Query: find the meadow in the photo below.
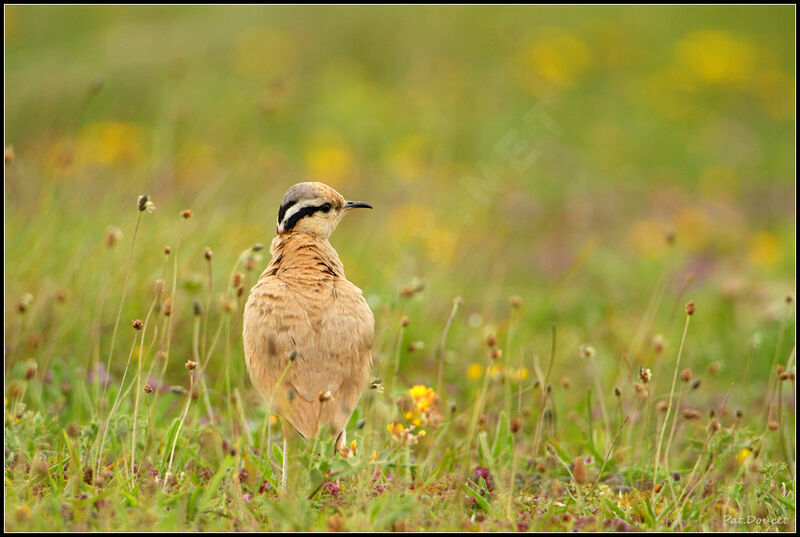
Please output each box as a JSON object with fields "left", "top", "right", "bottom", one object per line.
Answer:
{"left": 3, "top": 5, "right": 796, "bottom": 531}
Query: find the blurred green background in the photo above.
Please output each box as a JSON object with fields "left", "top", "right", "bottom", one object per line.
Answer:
{"left": 4, "top": 5, "right": 795, "bottom": 393}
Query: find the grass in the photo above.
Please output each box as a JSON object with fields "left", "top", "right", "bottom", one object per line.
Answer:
{"left": 4, "top": 5, "right": 796, "bottom": 532}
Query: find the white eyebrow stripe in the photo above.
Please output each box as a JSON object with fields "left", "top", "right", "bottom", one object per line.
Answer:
{"left": 282, "top": 198, "right": 325, "bottom": 222}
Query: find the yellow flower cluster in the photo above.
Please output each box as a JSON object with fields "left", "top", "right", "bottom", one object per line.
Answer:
{"left": 405, "top": 385, "right": 439, "bottom": 427}
{"left": 339, "top": 439, "right": 358, "bottom": 459}
{"left": 386, "top": 422, "right": 426, "bottom": 446}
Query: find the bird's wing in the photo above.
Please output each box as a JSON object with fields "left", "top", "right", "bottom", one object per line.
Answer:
{"left": 314, "top": 277, "right": 374, "bottom": 433}
{"left": 243, "top": 274, "right": 374, "bottom": 438}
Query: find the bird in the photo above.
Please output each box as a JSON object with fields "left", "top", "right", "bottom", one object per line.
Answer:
{"left": 242, "top": 181, "right": 374, "bottom": 490}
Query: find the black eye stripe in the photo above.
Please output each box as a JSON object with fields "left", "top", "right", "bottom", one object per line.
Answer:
{"left": 277, "top": 200, "right": 297, "bottom": 224}
{"left": 281, "top": 203, "right": 333, "bottom": 231}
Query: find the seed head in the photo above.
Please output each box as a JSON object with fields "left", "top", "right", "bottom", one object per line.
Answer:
{"left": 5, "top": 146, "right": 15, "bottom": 164}
{"left": 132, "top": 319, "right": 144, "bottom": 330}
{"left": 408, "top": 341, "right": 424, "bottom": 352}
{"left": 579, "top": 344, "right": 596, "bottom": 359}
{"left": 204, "top": 247, "right": 213, "bottom": 261}
{"left": 634, "top": 383, "right": 646, "bottom": 397}
{"left": 185, "top": 360, "right": 197, "bottom": 371}
{"left": 491, "top": 348, "right": 503, "bottom": 360}
{"left": 786, "top": 294, "right": 794, "bottom": 304}
{"left": 665, "top": 229, "right": 676, "bottom": 245}
{"left": 652, "top": 334, "right": 666, "bottom": 354}
{"left": 153, "top": 279, "right": 166, "bottom": 295}
{"left": 181, "top": 209, "right": 193, "bottom": 219}
{"left": 400, "top": 315, "right": 409, "bottom": 327}
{"left": 193, "top": 299, "right": 202, "bottom": 316}
{"left": 685, "top": 301, "right": 696, "bottom": 316}
{"left": 137, "top": 194, "right": 150, "bottom": 212}
{"left": 144, "top": 384, "right": 154, "bottom": 394}
{"left": 735, "top": 409, "right": 743, "bottom": 419}
{"left": 638, "top": 367, "right": 652, "bottom": 384}
{"left": 709, "top": 419, "right": 720, "bottom": 433}
{"left": 251, "top": 243, "right": 265, "bottom": 251}
{"left": 318, "top": 391, "right": 333, "bottom": 402}
{"left": 679, "top": 368, "right": 692, "bottom": 382}
{"left": 691, "top": 379, "right": 701, "bottom": 390}
{"left": 561, "top": 377, "right": 571, "bottom": 389}
{"left": 25, "top": 363, "right": 37, "bottom": 380}
{"left": 221, "top": 298, "right": 236, "bottom": 313}
{"left": 163, "top": 298, "right": 172, "bottom": 317}
{"left": 288, "top": 349, "right": 298, "bottom": 362}
{"left": 55, "top": 287, "right": 68, "bottom": 303}
{"left": 682, "top": 408, "right": 701, "bottom": 420}
{"left": 509, "top": 295, "right": 522, "bottom": 308}
{"left": 105, "top": 226, "right": 123, "bottom": 247}
{"left": 656, "top": 400, "right": 668, "bottom": 412}
{"left": 164, "top": 245, "right": 172, "bottom": 255}
{"left": 232, "top": 271, "right": 243, "bottom": 288}
{"left": 767, "top": 421, "right": 779, "bottom": 431}
{"left": 614, "top": 387, "right": 622, "bottom": 397}
{"left": 486, "top": 333, "right": 497, "bottom": 347}
{"left": 510, "top": 417, "right": 522, "bottom": 434}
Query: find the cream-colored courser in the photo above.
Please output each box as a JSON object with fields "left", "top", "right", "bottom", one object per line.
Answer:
{"left": 243, "top": 181, "right": 374, "bottom": 489}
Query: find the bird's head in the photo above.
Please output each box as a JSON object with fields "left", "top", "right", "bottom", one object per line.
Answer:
{"left": 276, "top": 181, "right": 372, "bottom": 239}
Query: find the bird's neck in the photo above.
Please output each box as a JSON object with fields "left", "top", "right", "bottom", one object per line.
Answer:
{"left": 265, "top": 232, "right": 345, "bottom": 279}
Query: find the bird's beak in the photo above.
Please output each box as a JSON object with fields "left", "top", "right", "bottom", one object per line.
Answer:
{"left": 344, "top": 200, "right": 373, "bottom": 210}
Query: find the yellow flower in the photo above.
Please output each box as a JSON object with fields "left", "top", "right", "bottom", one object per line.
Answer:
{"left": 676, "top": 30, "right": 755, "bottom": 86}
{"left": 488, "top": 363, "right": 504, "bottom": 379}
{"left": 305, "top": 136, "right": 354, "bottom": 188}
{"left": 512, "top": 368, "right": 530, "bottom": 381}
{"left": 748, "top": 232, "right": 781, "bottom": 269}
{"left": 676, "top": 208, "right": 712, "bottom": 252}
{"left": 629, "top": 219, "right": 669, "bottom": 258}
{"left": 78, "top": 121, "right": 145, "bottom": 166}
{"left": 736, "top": 448, "right": 751, "bottom": 466}
{"left": 409, "top": 385, "right": 431, "bottom": 401}
{"left": 467, "top": 363, "right": 483, "bottom": 380}
{"left": 522, "top": 28, "right": 591, "bottom": 88}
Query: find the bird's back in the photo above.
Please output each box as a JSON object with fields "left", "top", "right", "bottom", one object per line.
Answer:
{"left": 243, "top": 232, "right": 374, "bottom": 439}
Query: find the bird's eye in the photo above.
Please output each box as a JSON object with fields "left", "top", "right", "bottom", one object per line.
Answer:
{"left": 320, "top": 203, "right": 331, "bottom": 213}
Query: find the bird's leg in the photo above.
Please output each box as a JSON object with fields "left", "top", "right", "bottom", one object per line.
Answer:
{"left": 280, "top": 419, "right": 293, "bottom": 493}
